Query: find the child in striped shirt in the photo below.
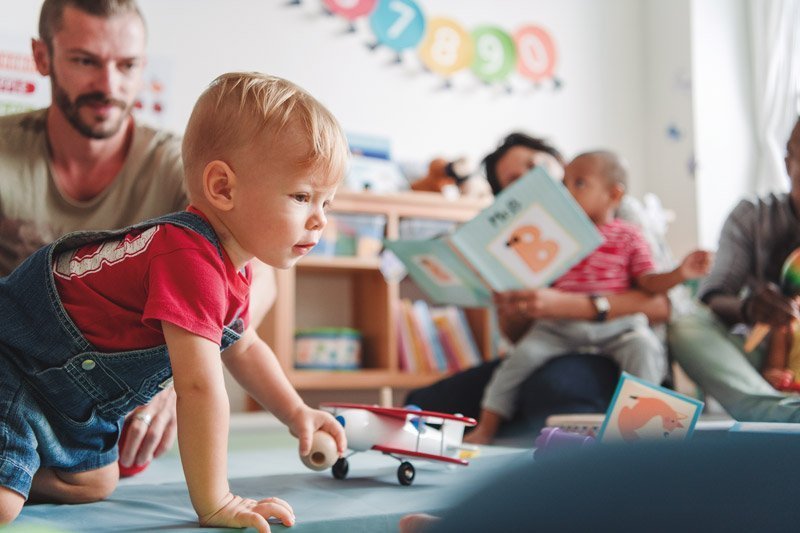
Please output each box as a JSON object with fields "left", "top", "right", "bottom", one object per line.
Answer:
{"left": 466, "top": 151, "right": 712, "bottom": 444}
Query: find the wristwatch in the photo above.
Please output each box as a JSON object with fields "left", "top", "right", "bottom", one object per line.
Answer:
{"left": 589, "top": 294, "right": 610, "bottom": 322}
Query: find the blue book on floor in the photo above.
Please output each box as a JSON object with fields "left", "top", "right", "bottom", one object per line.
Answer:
{"left": 384, "top": 167, "right": 603, "bottom": 307}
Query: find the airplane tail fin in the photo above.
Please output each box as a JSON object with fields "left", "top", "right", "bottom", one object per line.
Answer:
{"left": 442, "top": 418, "right": 466, "bottom": 447}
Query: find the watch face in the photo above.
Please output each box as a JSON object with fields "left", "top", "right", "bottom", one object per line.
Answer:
{"left": 596, "top": 297, "right": 610, "bottom": 312}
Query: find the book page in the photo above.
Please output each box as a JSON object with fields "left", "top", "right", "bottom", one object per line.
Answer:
{"left": 384, "top": 238, "right": 492, "bottom": 307}
{"left": 450, "top": 167, "right": 603, "bottom": 291}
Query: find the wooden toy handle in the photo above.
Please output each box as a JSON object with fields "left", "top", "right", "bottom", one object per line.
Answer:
{"left": 300, "top": 431, "right": 338, "bottom": 471}
{"left": 743, "top": 323, "right": 770, "bottom": 353}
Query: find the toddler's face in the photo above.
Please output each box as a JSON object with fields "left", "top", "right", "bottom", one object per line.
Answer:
{"left": 224, "top": 125, "right": 341, "bottom": 269}
{"left": 563, "top": 156, "right": 620, "bottom": 224}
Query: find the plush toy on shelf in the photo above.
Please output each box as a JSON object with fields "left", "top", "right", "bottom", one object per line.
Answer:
{"left": 410, "top": 157, "right": 492, "bottom": 199}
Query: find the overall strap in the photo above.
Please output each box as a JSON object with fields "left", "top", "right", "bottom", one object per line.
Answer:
{"left": 43, "top": 210, "right": 224, "bottom": 351}
{"left": 52, "top": 210, "right": 223, "bottom": 260}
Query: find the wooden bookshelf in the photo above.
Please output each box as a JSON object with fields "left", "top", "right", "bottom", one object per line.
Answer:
{"left": 249, "top": 190, "right": 492, "bottom": 409}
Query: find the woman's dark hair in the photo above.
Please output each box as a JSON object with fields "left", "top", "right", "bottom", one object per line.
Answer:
{"left": 482, "top": 132, "right": 564, "bottom": 195}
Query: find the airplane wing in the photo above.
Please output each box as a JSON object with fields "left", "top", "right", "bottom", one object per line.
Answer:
{"left": 321, "top": 402, "right": 477, "bottom": 426}
{"left": 371, "top": 445, "right": 469, "bottom": 466}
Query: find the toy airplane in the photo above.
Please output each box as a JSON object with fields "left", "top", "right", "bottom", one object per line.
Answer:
{"left": 320, "top": 402, "right": 478, "bottom": 485}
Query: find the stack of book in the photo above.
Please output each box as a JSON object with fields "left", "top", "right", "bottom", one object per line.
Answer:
{"left": 396, "top": 299, "right": 486, "bottom": 373}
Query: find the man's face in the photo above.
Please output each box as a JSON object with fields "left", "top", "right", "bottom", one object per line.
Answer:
{"left": 786, "top": 120, "right": 800, "bottom": 194}
{"left": 37, "top": 6, "right": 146, "bottom": 139}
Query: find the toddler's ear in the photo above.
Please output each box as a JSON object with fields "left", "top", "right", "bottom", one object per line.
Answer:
{"left": 610, "top": 183, "right": 626, "bottom": 202}
{"left": 203, "top": 160, "right": 236, "bottom": 211}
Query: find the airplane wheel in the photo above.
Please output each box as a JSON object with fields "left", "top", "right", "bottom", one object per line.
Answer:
{"left": 332, "top": 457, "right": 349, "bottom": 480}
{"left": 397, "top": 461, "right": 415, "bottom": 486}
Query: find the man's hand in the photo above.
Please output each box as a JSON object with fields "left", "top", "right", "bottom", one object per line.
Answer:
{"left": 744, "top": 283, "right": 800, "bottom": 328}
{"left": 119, "top": 387, "right": 178, "bottom": 471}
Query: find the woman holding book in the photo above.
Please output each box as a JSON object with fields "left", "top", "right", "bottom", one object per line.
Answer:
{"left": 405, "top": 132, "right": 671, "bottom": 436}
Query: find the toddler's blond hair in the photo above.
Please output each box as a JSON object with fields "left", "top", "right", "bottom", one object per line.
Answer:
{"left": 182, "top": 72, "right": 349, "bottom": 201}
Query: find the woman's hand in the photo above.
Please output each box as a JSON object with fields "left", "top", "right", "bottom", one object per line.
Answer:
{"left": 494, "top": 288, "right": 567, "bottom": 321}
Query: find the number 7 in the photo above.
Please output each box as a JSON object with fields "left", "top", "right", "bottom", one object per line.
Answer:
{"left": 387, "top": 0, "right": 415, "bottom": 39}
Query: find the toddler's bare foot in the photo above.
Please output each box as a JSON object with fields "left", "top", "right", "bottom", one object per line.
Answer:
{"left": 399, "top": 513, "right": 440, "bottom": 533}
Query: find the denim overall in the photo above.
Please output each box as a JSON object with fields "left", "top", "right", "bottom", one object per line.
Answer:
{"left": 0, "top": 211, "right": 243, "bottom": 497}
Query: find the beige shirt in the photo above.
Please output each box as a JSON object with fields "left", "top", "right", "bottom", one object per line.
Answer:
{"left": 0, "top": 109, "right": 188, "bottom": 275}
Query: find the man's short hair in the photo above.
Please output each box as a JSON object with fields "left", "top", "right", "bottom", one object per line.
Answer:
{"left": 39, "top": 0, "right": 145, "bottom": 49}
{"left": 482, "top": 132, "right": 565, "bottom": 195}
{"left": 182, "top": 72, "right": 349, "bottom": 200}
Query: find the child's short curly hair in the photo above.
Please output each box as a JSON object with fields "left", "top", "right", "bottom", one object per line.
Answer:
{"left": 182, "top": 72, "right": 349, "bottom": 201}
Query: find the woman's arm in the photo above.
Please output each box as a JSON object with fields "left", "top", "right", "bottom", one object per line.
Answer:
{"left": 495, "top": 288, "right": 670, "bottom": 343}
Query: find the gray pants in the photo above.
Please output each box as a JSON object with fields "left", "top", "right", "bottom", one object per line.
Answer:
{"left": 669, "top": 305, "right": 800, "bottom": 422}
{"left": 483, "top": 313, "right": 667, "bottom": 418}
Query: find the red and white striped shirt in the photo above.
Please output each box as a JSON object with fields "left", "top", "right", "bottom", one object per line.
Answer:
{"left": 552, "top": 218, "right": 655, "bottom": 295}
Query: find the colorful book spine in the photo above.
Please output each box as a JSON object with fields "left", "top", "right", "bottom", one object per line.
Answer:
{"left": 412, "top": 300, "right": 449, "bottom": 372}
{"left": 401, "top": 299, "right": 433, "bottom": 373}
{"left": 396, "top": 302, "right": 415, "bottom": 373}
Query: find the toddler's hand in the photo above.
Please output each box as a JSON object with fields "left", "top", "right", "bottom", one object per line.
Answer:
{"left": 287, "top": 405, "right": 347, "bottom": 457}
{"left": 680, "top": 250, "right": 713, "bottom": 279}
{"left": 200, "top": 493, "right": 294, "bottom": 533}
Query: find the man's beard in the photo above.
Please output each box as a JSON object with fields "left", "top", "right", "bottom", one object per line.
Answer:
{"left": 52, "top": 73, "right": 131, "bottom": 140}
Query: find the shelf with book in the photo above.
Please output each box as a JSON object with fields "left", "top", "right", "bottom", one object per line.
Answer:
{"left": 250, "top": 189, "right": 493, "bottom": 408}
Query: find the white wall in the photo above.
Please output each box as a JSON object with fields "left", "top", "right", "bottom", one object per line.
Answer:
{"left": 691, "top": 0, "right": 755, "bottom": 249}
{"left": 1, "top": 1, "right": 651, "bottom": 188}
{"left": 641, "top": 0, "right": 698, "bottom": 258}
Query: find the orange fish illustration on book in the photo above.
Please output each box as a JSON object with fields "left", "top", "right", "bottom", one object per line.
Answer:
{"left": 505, "top": 225, "right": 559, "bottom": 273}
{"left": 617, "top": 396, "right": 687, "bottom": 442}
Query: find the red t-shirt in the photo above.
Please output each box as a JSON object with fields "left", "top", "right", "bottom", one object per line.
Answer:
{"left": 53, "top": 208, "right": 250, "bottom": 352}
{"left": 552, "top": 218, "right": 655, "bottom": 295}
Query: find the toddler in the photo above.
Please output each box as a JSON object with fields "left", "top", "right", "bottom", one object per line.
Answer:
{"left": 466, "top": 151, "right": 712, "bottom": 444}
{"left": 0, "top": 72, "right": 349, "bottom": 530}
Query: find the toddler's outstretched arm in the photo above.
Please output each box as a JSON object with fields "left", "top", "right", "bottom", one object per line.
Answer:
{"left": 636, "top": 250, "right": 713, "bottom": 294}
{"left": 163, "top": 322, "right": 296, "bottom": 532}
{"left": 221, "top": 327, "right": 347, "bottom": 457}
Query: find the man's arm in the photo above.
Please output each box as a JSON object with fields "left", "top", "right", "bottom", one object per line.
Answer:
{"left": 495, "top": 288, "right": 670, "bottom": 343}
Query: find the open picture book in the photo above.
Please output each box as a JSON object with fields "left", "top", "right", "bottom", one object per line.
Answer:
{"left": 384, "top": 167, "right": 604, "bottom": 306}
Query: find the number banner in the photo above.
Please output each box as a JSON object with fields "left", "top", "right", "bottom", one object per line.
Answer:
{"left": 417, "top": 17, "right": 473, "bottom": 76}
{"left": 323, "top": 0, "right": 377, "bottom": 20}
{"left": 308, "top": 0, "right": 562, "bottom": 90}
{"left": 369, "top": 0, "right": 426, "bottom": 51}
{"left": 514, "top": 25, "right": 557, "bottom": 83}
{"left": 470, "top": 26, "right": 516, "bottom": 83}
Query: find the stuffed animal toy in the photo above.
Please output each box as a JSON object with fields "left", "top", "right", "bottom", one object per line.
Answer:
{"left": 410, "top": 157, "right": 492, "bottom": 199}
